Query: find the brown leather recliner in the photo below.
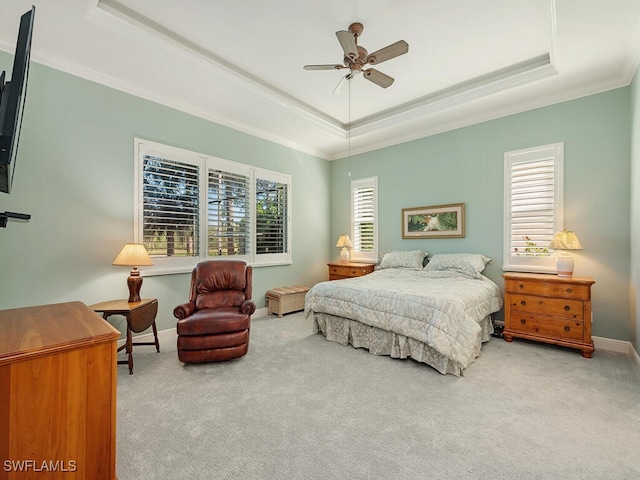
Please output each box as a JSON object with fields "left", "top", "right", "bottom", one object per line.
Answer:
{"left": 173, "top": 260, "right": 256, "bottom": 364}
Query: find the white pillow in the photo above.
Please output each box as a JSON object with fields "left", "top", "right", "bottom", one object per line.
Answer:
{"left": 379, "top": 250, "right": 428, "bottom": 270}
{"left": 423, "top": 253, "right": 491, "bottom": 278}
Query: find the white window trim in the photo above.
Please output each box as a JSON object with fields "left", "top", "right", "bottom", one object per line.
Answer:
{"left": 503, "top": 142, "right": 564, "bottom": 273}
{"left": 134, "top": 138, "right": 291, "bottom": 275}
{"left": 350, "top": 176, "right": 378, "bottom": 263}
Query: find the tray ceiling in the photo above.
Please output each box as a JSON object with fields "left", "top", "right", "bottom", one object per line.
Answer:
{"left": 1, "top": 0, "right": 639, "bottom": 159}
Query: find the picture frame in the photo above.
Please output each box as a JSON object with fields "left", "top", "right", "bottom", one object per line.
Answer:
{"left": 401, "top": 203, "right": 465, "bottom": 239}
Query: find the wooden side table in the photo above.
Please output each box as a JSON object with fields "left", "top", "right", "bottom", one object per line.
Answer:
{"left": 327, "top": 261, "right": 376, "bottom": 280}
{"left": 91, "top": 298, "right": 159, "bottom": 374}
{"left": 502, "top": 273, "right": 595, "bottom": 357}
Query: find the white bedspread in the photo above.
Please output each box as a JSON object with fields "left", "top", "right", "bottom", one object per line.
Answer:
{"left": 304, "top": 269, "right": 503, "bottom": 374}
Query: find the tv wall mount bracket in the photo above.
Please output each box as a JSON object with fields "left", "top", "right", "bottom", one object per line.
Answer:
{"left": 0, "top": 211, "right": 30, "bottom": 228}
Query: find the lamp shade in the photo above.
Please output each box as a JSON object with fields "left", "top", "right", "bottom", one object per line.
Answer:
{"left": 336, "top": 235, "right": 353, "bottom": 248}
{"left": 548, "top": 230, "right": 583, "bottom": 251}
{"left": 113, "top": 244, "right": 153, "bottom": 303}
{"left": 113, "top": 243, "right": 154, "bottom": 267}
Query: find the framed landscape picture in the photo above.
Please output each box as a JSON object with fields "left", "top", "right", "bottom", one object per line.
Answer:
{"left": 401, "top": 203, "right": 465, "bottom": 239}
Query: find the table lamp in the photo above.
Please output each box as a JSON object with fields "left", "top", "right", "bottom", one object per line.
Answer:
{"left": 336, "top": 234, "right": 353, "bottom": 263}
{"left": 113, "top": 243, "right": 154, "bottom": 302}
{"left": 548, "top": 230, "right": 582, "bottom": 278}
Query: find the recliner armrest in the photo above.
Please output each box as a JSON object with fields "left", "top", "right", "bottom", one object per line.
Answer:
{"left": 173, "top": 301, "right": 197, "bottom": 320}
{"left": 240, "top": 300, "right": 256, "bottom": 316}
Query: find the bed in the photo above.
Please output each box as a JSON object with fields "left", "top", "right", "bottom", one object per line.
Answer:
{"left": 304, "top": 252, "right": 504, "bottom": 376}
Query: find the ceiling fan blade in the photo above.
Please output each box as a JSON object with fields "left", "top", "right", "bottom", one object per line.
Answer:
{"left": 336, "top": 30, "right": 358, "bottom": 60}
{"left": 363, "top": 68, "right": 394, "bottom": 88}
{"left": 304, "top": 64, "right": 346, "bottom": 70}
{"left": 366, "top": 40, "right": 409, "bottom": 65}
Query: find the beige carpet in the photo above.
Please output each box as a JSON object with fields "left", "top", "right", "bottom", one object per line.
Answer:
{"left": 116, "top": 312, "right": 640, "bottom": 480}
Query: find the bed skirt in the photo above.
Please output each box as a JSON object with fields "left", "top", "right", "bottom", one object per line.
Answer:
{"left": 312, "top": 312, "right": 494, "bottom": 376}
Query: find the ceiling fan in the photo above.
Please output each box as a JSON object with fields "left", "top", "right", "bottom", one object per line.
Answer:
{"left": 303, "top": 22, "right": 409, "bottom": 92}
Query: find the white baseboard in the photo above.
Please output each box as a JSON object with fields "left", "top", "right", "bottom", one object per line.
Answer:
{"left": 118, "top": 327, "right": 177, "bottom": 348}
{"left": 254, "top": 306, "right": 269, "bottom": 318}
{"left": 593, "top": 335, "right": 640, "bottom": 367}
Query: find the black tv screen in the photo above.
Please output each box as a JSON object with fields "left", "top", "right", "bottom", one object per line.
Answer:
{"left": 0, "top": 6, "right": 35, "bottom": 194}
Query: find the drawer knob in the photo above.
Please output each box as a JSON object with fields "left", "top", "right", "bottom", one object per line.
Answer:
{"left": 564, "top": 305, "right": 571, "bottom": 311}
{"left": 564, "top": 326, "right": 570, "bottom": 332}
{"left": 520, "top": 300, "right": 526, "bottom": 306}
{"left": 566, "top": 288, "right": 572, "bottom": 293}
{"left": 520, "top": 319, "right": 526, "bottom": 325}
{"left": 518, "top": 284, "right": 524, "bottom": 289}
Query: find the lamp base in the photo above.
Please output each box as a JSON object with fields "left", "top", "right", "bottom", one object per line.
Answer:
{"left": 556, "top": 253, "right": 574, "bottom": 278}
{"left": 127, "top": 268, "right": 143, "bottom": 303}
{"left": 340, "top": 247, "right": 350, "bottom": 263}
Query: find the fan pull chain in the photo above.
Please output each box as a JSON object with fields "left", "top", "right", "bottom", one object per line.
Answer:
{"left": 348, "top": 75, "right": 351, "bottom": 177}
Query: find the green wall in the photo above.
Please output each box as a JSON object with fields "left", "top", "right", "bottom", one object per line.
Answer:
{"left": 0, "top": 56, "right": 331, "bottom": 336}
{"left": 631, "top": 64, "right": 640, "bottom": 353}
{"left": 0, "top": 51, "right": 635, "bottom": 344}
{"left": 332, "top": 88, "right": 632, "bottom": 341}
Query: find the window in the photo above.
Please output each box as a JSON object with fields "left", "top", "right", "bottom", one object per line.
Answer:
{"left": 135, "top": 139, "right": 291, "bottom": 273}
{"left": 206, "top": 159, "right": 252, "bottom": 259}
{"left": 503, "top": 142, "right": 563, "bottom": 272}
{"left": 255, "top": 171, "right": 289, "bottom": 260}
{"left": 351, "top": 177, "right": 378, "bottom": 262}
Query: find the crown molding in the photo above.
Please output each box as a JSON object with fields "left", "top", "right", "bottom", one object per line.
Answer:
{"left": 348, "top": 55, "right": 557, "bottom": 138}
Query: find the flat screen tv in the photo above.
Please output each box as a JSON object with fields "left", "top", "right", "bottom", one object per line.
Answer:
{"left": 0, "top": 6, "right": 35, "bottom": 194}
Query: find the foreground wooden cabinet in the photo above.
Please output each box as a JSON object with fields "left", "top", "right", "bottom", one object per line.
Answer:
{"left": 0, "top": 301, "right": 120, "bottom": 480}
{"left": 502, "top": 272, "right": 595, "bottom": 358}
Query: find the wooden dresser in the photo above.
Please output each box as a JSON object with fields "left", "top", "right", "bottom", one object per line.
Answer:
{"left": 327, "top": 262, "right": 376, "bottom": 280}
{"left": 502, "top": 272, "right": 595, "bottom": 358}
{"left": 0, "top": 301, "right": 120, "bottom": 479}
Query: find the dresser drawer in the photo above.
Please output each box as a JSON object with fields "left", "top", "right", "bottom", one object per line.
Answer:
{"left": 509, "top": 313, "right": 584, "bottom": 342}
{"left": 509, "top": 294, "right": 584, "bottom": 320}
{"left": 504, "top": 278, "right": 590, "bottom": 300}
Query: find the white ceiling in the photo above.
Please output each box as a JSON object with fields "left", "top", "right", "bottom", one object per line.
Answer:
{"left": 1, "top": 0, "right": 640, "bottom": 160}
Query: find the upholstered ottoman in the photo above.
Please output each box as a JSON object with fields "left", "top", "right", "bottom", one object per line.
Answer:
{"left": 266, "top": 286, "right": 310, "bottom": 317}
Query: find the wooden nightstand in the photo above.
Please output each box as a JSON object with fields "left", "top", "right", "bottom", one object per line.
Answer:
{"left": 328, "top": 261, "right": 376, "bottom": 280}
{"left": 502, "top": 272, "right": 595, "bottom": 358}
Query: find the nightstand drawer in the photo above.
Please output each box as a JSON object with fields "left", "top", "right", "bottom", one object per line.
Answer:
{"left": 509, "top": 294, "right": 584, "bottom": 320}
{"left": 509, "top": 313, "right": 584, "bottom": 342}
{"left": 328, "top": 263, "right": 375, "bottom": 278}
{"left": 329, "top": 265, "right": 363, "bottom": 277}
{"left": 504, "top": 278, "right": 590, "bottom": 300}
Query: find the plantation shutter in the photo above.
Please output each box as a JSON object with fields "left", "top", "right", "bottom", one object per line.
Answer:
{"left": 351, "top": 177, "right": 378, "bottom": 261}
{"left": 141, "top": 155, "right": 200, "bottom": 257}
{"left": 135, "top": 139, "right": 292, "bottom": 269}
{"left": 509, "top": 158, "right": 556, "bottom": 256}
{"left": 504, "top": 143, "right": 563, "bottom": 272}
{"left": 256, "top": 177, "right": 288, "bottom": 255}
{"left": 207, "top": 167, "right": 250, "bottom": 257}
